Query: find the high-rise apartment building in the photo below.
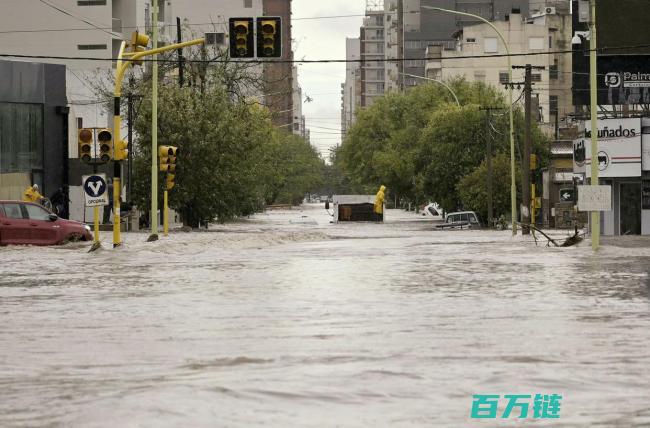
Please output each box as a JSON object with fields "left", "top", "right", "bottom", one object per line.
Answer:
{"left": 360, "top": 1, "right": 386, "bottom": 108}
{"left": 342, "top": 38, "right": 361, "bottom": 136}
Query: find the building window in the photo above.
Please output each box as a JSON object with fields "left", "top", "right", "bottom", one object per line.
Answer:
{"left": 484, "top": 38, "right": 497, "bottom": 53}
{"left": 531, "top": 73, "right": 542, "bottom": 82}
{"left": 0, "top": 103, "right": 44, "bottom": 175}
{"left": 243, "top": 0, "right": 252, "bottom": 7}
{"left": 405, "top": 40, "right": 421, "bottom": 49}
{"left": 405, "top": 59, "right": 425, "bottom": 67}
{"left": 550, "top": 60, "right": 559, "bottom": 80}
{"left": 550, "top": 95, "right": 559, "bottom": 113}
{"left": 205, "top": 33, "right": 225, "bottom": 45}
{"left": 78, "top": 44, "right": 107, "bottom": 50}
{"left": 77, "top": 0, "right": 106, "bottom": 5}
{"left": 465, "top": 37, "right": 476, "bottom": 43}
{"left": 499, "top": 71, "right": 509, "bottom": 84}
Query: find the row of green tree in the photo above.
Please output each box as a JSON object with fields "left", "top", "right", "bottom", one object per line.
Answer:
{"left": 332, "top": 78, "right": 549, "bottom": 221}
{"left": 130, "top": 84, "right": 323, "bottom": 228}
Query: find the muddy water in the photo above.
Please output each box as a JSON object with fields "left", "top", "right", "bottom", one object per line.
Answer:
{"left": 1, "top": 205, "right": 649, "bottom": 427}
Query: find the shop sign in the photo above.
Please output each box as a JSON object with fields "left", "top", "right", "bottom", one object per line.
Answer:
{"left": 583, "top": 118, "right": 642, "bottom": 178}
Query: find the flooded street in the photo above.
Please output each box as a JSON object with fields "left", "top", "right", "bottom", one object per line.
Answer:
{"left": 1, "top": 204, "right": 649, "bottom": 427}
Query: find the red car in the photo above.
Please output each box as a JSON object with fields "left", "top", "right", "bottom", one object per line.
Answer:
{"left": 0, "top": 200, "right": 92, "bottom": 245}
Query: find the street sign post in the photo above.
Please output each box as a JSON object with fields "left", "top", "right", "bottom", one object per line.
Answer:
{"left": 83, "top": 174, "right": 109, "bottom": 207}
{"left": 578, "top": 185, "right": 612, "bottom": 212}
{"left": 83, "top": 174, "right": 109, "bottom": 248}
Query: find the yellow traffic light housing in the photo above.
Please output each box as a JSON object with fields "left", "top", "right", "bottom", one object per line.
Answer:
{"left": 257, "top": 17, "right": 281, "bottom": 58}
{"left": 114, "top": 139, "right": 128, "bottom": 161}
{"left": 78, "top": 128, "right": 93, "bottom": 163}
{"left": 530, "top": 153, "right": 538, "bottom": 170}
{"left": 125, "top": 30, "right": 150, "bottom": 66}
{"left": 159, "top": 145, "right": 178, "bottom": 173}
{"left": 229, "top": 18, "right": 254, "bottom": 58}
{"left": 97, "top": 128, "right": 113, "bottom": 163}
{"left": 166, "top": 173, "right": 175, "bottom": 190}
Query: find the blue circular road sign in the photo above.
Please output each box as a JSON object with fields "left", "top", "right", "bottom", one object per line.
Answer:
{"left": 83, "top": 175, "right": 107, "bottom": 198}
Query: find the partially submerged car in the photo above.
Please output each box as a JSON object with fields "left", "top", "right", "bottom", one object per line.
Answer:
{"left": 436, "top": 211, "right": 482, "bottom": 230}
{"left": 0, "top": 200, "right": 92, "bottom": 245}
{"left": 421, "top": 202, "right": 444, "bottom": 220}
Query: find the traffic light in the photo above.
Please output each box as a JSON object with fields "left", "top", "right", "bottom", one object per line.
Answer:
{"left": 78, "top": 128, "right": 93, "bottom": 163}
{"left": 114, "top": 139, "right": 128, "bottom": 161}
{"left": 229, "top": 18, "right": 254, "bottom": 58}
{"left": 159, "top": 146, "right": 178, "bottom": 173}
{"left": 97, "top": 128, "right": 113, "bottom": 163}
{"left": 126, "top": 30, "right": 150, "bottom": 66}
{"left": 257, "top": 17, "right": 281, "bottom": 58}
{"left": 166, "top": 173, "right": 175, "bottom": 190}
{"left": 530, "top": 153, "right": 538, "bottom": 170}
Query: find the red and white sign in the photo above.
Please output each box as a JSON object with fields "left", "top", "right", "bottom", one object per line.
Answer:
{"left": 583, "top": 118, "right": 642, "bottom": 178}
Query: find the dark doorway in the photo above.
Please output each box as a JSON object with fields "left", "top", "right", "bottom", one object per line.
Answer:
{"left": 620, "top": 182, "right": 641, "bottom": 235}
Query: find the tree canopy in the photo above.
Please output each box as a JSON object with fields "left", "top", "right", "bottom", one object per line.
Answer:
{"left": 336, "top": 77, "right": 549, "bottom": 216}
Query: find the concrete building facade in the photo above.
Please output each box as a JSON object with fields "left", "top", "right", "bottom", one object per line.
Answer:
{"left": 360, "top": 2, "right": 386, "bottom": 108}
{"left": 431, "top": 7, "right": 572, "bottom": 129}
{"left": 342, "top": 38, "right": 361, "bottom": 137}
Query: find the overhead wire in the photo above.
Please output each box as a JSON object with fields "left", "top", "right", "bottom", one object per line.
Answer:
{"left": 2, "top": 44, "right": 649, "bottom": 65}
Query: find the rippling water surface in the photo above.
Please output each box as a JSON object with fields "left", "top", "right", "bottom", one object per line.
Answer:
{"left": 1, "top": 205, "right": 649, "bottom": 427}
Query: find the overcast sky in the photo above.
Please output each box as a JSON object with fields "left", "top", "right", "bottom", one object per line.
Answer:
{"left": 292, "top": 0, "right": 366, "bottom": 161}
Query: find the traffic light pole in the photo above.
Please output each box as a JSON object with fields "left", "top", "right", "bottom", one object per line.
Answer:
{"left": 150, "top": 2, "right": 160, "bottom": 242}
{"left": 92, "top": 163, "right": 100, "bottom": 249}
{"left": 163, "top": 186, "right": 169, "bottom": 236}
{"left": 112, "top": 37, "right": 204, "bottom": 248}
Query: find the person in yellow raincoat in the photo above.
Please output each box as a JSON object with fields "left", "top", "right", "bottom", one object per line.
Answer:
{"left": 23, "top": 185, "right": 44, "bottom": 203}
{"left": 374, "top": 185, "right": 386, "bottom": 221}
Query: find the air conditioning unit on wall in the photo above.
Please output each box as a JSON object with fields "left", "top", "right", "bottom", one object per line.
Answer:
{"left": 545, "top": 7, "right": 556, "bottom": 15}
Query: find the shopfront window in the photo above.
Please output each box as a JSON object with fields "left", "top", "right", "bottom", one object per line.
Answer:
{"left": 0, "top": 102, "right": 43, "bottom": 199}
{"left": 620, "top": 182, "right": 642, "bottom": 235}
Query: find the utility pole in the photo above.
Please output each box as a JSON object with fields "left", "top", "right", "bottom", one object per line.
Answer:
{"left": 486, "top": 109, "right": 493, "bottom": 228}
{"left": 522, "top": 64, "right": 532, "bottom": 235}
{"left": 479, "top": 107, "right": 502, "bottom": 227}
{"left": 513, "top": 64, "right": 544, "bottom": 235}
{"left": 176, "top": 17, "right": 184, "bottom": 87}
{"left": 397, "top": 0, "right": 404, "bottom": 91}
{"left": 589, "top": 0, "right": 600, "bottom": 251}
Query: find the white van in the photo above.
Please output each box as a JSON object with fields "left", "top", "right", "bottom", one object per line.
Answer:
{"left": 437, "top": 211, "right": 482, "bottom": 229}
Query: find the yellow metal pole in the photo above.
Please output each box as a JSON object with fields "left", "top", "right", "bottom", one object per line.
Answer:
{"left": 531, "top": 183, "right": 536, "bottom": 238}
{"left": 112, "top": 41, "right": 127, "bottom": 248}
{"left": 150, "top": 2, "right": 159, "bottom": 241}
{"left": 163, "top": 189, "right": 169, "bottom": 236}
{"left": 421, "top": 6, "right": 517, "bottom": 235}
{"left": 93, "top": 206, "right": 100, "bottom": 242}
{"left": 589, "top": 0, "right": 600, "bottom": 251}
{"left": 114, "top": 34, "right": 204, "bottom": 245}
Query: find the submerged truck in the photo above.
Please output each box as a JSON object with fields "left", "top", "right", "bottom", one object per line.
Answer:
{"left": 330, "top": 195, "right": 383, "bottom": 223}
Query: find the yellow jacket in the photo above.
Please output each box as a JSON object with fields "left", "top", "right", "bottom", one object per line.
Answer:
{"left": 23, "top": 186, "right": 43, "bottom": 203}
{"left": 374, "top": 185, "right": 386, "bottom": 214}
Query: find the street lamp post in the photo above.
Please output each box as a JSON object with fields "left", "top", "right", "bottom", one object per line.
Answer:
{"left": 421, "top": 6, "right": 517, "bottom": 235}
{"left": 588, "top": 0, "right": 600, "bottom": 251}
{"left": 399, "top": 72, "right": 460, "bottom": 106}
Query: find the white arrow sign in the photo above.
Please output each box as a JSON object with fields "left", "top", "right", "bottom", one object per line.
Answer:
{"left": 82, "top": 174, "right": 109, "bottom": 207}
